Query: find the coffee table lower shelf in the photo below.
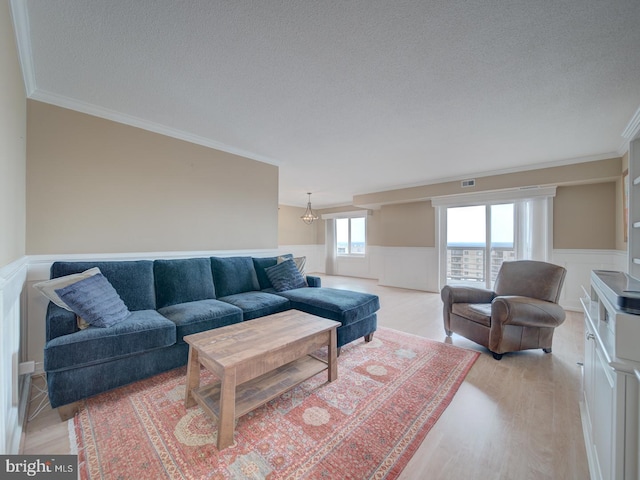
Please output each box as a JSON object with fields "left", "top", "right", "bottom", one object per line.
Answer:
{"left": 191, "top": 354, "right": 328, "bottom": 421}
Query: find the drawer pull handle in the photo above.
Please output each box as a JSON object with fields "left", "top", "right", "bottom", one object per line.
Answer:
{"left": 586, "top": 333, "right": 595, "bottom": 341}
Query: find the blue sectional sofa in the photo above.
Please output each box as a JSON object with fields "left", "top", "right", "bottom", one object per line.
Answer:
{"left": 42, "top": 254, "right": 379, "bottom": 418}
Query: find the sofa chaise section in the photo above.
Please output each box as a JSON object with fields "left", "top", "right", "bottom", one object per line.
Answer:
{"left": 275, "top": 287, "right": 379, "bottom": 352}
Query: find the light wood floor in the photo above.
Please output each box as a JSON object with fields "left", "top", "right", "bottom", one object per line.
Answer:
{"left": 21, "top": 275, "right": 590, "bottom": 480}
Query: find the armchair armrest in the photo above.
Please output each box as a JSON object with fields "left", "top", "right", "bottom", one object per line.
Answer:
{"left": 441, "top": 285, "right": 496, "bottom": 306}
{"left": 306, "top": 275, "right": 321, "bottom": 288}
{"left": 491, "top": 296, "right": 566, "bottom": 328}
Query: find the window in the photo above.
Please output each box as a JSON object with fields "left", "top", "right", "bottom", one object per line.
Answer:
{"left": 446, "top": 203, "right": 515, "bottom": 288}
{"left": 434, "top": 186, "right": 556, "bottom": 291}
{"left": 336, "top": 216, "right": 366, "bottom": 255}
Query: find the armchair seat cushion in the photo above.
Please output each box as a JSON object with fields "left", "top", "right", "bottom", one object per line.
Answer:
{"left": 44, "top": 310, "right": 175, "bottom": 372}
{"left": 451, "top": 303, "right": 492, "bottom": 327}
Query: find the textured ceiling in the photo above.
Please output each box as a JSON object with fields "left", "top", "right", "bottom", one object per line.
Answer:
{"left": 13, "top": 0, "right": 640, "bottom": 207}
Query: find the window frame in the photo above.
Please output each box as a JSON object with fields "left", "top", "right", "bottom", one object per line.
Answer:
{"left": 336, "top": 216, "right": 367, "bottom": 256}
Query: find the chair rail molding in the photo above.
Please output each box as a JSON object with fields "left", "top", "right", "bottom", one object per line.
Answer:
{"left": 552, "top": 249, "right": 626, "bottom": 311}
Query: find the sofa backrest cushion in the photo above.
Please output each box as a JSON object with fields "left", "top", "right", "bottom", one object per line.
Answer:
{"left": 50, "top": 261, "right": 156, "bottom": 311}
{"left": 253, "top": 254, "right": 293, "bottom": 290}
{"left": 211, "top": 256, "right": 260, "bottom": 297}
{"left": 154, "top": 258, "right": 216, "bottom": 309}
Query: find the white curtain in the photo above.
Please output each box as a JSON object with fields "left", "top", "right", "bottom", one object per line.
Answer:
{"left": 516, "top": 196, "right": 553, "bottom": 262}
{"left": 325, "top": 219, "right": 337, "bottom": 275}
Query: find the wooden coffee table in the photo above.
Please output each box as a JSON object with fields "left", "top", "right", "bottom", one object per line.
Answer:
{"left": 183, "top": 310, "right": 340, "bottom": 450}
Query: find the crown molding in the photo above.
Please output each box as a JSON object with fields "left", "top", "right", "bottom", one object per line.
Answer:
{"left": 10, "top": 0, "right": 36, "bottom": 96}
{"left": 617, "top": 105, "right": 640, "bottom": 156}
{"left": 622, "top": 105, "right": 640, "bottom": 140}
{"left": 11, "top": 0, "right": 275, "bottom": 167}
{"left": 621, "top": 105, "right": 640, "bottom": 152}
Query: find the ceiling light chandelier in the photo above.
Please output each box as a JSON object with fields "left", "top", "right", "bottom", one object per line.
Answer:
{"left": 301, "top": 192, "right": 319, "bottom": 225}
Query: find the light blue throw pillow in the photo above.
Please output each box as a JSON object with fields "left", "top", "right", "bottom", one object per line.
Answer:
{"left": 265, "top": 258, "right": 307, "bottom": 292}
{"left": 55, "top": 273, "right": 131, "bottom": 328}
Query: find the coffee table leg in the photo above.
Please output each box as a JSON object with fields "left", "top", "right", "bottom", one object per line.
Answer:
{"left": 328, "top": 328, "right": 337, "bottom": 382}
{"left": 184, "top": 346, "right": 199, "bottom": 408}
{"left": 217, "top": 368, "right": 237, "bottom": 450}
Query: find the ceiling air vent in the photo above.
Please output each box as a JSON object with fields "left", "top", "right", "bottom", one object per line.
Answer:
{"left": 461, "top": 179, "right": 475, "bottom": 188}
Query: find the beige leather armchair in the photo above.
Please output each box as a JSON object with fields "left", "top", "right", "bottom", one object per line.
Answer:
{"left": 441, "top": 260, "right": 567, "bottom": 360}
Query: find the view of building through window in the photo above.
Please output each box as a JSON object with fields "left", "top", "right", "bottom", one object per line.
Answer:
{"left": 336, "top": 217, "right": 366, "bottom": 255}
{"left": 446, "top": 203, "right": 515, "bottom": 287}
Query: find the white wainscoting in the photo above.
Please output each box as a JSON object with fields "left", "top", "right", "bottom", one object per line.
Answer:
{"left": 20, "top": 246, "right": 628, "bottom": 381}
{"left": 313, "top": 246, "right": 626, "bottom": 312}
{"left": 376, "top": 246, "right": 440, "bottom": 292}
{"left": 551, "top": 249, "right": 627, "bottom": 311}
{"left": 0, "top": 256, "right": 28, "bottom": 454}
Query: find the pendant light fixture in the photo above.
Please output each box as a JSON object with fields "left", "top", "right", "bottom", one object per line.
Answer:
{"left": 301, "top": 192, "right": 319, "bottom": 225}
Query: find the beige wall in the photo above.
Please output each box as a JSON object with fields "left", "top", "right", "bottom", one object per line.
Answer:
{"left": 354, "top": 157, "right": 621, "bottom": 208}
{"left": 280, "top": 158, "right": 624, "bottom": 251}
{"left": 27, "top": 101, "right": 278, "bottom": 254}
{"left": 278, "top": 205, "right": 318, "bottom": 245}
{"left": 370, "top": 183, "right": 619, "bottom": 250}
{"left": 0, "top": 2, "right": 26, "bottom": 267}
{"left": 278, "top": 203, "right": 385, "bottom": 247}
{"left": 554, "top": 183, "right": 617, "bottom": 249}
{"left": 379, "top": 202, "right": 434, "bottom": 247}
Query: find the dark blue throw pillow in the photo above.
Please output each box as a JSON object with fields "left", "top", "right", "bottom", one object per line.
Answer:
{"left": 55, "top": 273, "right": 131, "bottom": 328}
{"left": 265, "top": 258, "right": 307, "bottom": 292}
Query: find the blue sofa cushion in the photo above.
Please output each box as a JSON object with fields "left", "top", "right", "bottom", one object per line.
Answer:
{"left": 211, "top": 256, "right": 260, "bottom": 297}
{"left": 51, "top": 261, "right": 156, "bottom": 311}
{"left": 55, "top": 273, "right": 131, "bottom": 328}
{"left": 158, "top": 299, "right": 243, "bottom": 342}
{"left": 217, "top": 291, "right": 291, "bottom": 320}
{"left": 44, "top": 310, "right": 176, "bottom": 372}
{"left": 253, "top": 254, "right": 292, "bottom": 290}
{"left": 276, "top": 287, "right": 380, "bottom": 325}
{"left": 154, "top": 258, "right": 216, "bottom": 309}
{"left": 265, "top": 258, "right": 307, "bottom": 292}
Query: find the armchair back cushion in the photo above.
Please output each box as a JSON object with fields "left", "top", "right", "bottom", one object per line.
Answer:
{"left": 493, "top": 260, "right": 566, "bottom": 303}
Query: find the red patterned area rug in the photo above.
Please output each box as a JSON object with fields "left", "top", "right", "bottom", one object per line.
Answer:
{"left": 71, "top": 327, "right": 479, "bottom": 479}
